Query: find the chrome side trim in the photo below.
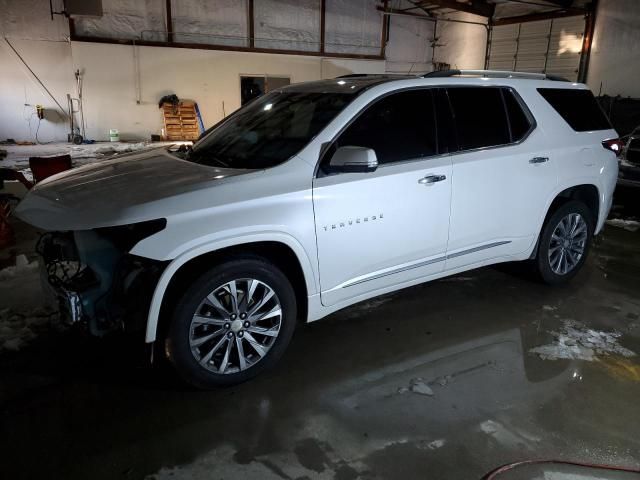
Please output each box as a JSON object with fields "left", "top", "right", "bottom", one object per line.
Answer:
{"left": 445, "top": 240, "right": 512, "bottom": 259}
{"left": 343, "top": 256, "right": 446, "bottom": 288}
{"left": 342, "top": 240, "right": 512, "bottom": 288}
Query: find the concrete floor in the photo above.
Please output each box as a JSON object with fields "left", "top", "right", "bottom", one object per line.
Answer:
{"left": 1, "top": 219, "right": 639, "bottom": 479}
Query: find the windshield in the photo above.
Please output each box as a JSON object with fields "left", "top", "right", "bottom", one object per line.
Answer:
{"left": 188, "top": 90, "right": 355, "bottom": 169}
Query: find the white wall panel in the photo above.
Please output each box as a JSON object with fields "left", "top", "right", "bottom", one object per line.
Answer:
{"left": 0, "top": 39, "right": 73, "bottom": 142}
{"left": 74, "top": 0, "right": 167, "bottom": 41}
{"left": 69, "top": 42, "right": 384, "bottom": 141}
{"left": 171, "top": 0, "right": 248, "bottom": 46}
{"left": 254, "top": 0, "right": 320, "bottom": 52}
{"left": 385, "top": 1, "right": 435, "bottom": 74}
{"left": 0, "top": 0, "right": 69, "bottom": 41}
{"left": 325, "top": 0, "right": 381, "bottom": 55}
{"left": 435, "top": 12, "right": 488, "bottom": 70}
{"left": 588, "top": 0, "right": 640, "bottom": 97}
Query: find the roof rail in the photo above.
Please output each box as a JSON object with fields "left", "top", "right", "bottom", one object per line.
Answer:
{"left": 423, "top": 69, "right": 570, "bottom": 82}
{"left": 335, "top": 74, "right": 381, "bottom": 78}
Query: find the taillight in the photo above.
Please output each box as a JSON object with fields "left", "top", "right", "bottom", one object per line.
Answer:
{"left": 602, "top": 138, "right": 624, "bottom": 157}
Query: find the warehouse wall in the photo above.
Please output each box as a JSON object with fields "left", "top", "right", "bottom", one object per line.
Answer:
{"left": 435, "top": 12, "right": 488, "bottom": 70}
{"left": 70, "top": 42, "right": 384, "bottom": 140}
{"left": 385, "top": 4, "right": 435, "bottom": 75}
{"left": 0, "top": 0, "right": 73, "bottom": 142}
{"left": 587, "top": 0, "right": 640, "bottom": 98}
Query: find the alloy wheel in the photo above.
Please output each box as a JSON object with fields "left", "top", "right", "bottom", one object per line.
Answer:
{"left": 548, "top": 212, "right": 588, "bottom": 275}
{"left": 189, "top": 278, "right": 282, "bottom": 374}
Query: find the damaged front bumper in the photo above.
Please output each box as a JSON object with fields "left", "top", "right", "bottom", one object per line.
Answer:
{"left": 37, "top": 220, "right": 168, "bottom": 336}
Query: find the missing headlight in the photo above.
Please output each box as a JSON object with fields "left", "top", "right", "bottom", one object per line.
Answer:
{"left": 94, "top": 218, "right": 167, "bottom": 252}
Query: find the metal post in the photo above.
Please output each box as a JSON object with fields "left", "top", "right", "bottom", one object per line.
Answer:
{"left": 166, "top": 0, "right": 173, "bottom": 43}
{"left": 248, "top": 0, "right": 255, "bottom": 48}
{"left": 320, "top": 0, "right": 326, "bottom": 53}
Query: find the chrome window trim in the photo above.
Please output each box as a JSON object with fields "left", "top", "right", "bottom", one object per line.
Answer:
{"left": 315, "top": 85, "right": 537, "bottom": 178}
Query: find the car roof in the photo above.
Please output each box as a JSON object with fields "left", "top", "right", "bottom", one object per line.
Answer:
{"left": 280, "top": 71, "right": 587, "bottom": 94}
{"left": 281, "top": 75, "right": 415, "bottom": 94}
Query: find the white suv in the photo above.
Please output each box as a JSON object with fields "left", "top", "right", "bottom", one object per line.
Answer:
{"left": 16, "top": 70, "right": 620, "bottom": 388}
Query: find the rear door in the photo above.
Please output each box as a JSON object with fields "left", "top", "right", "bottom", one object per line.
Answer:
{"left": 444, "top": 86, "right": 558, "bottom": 269}
{"left": 312, "top": 89, "right": 452, "bottom": 307}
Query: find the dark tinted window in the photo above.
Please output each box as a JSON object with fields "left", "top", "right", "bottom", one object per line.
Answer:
{"left": 336, "top": 89, "right": 437, "bottom": 164}
{"left": 537, "top": 88, "right": 612, "bottom": 132}
{"left": 447, "top": 87, "right": 510, "bottom": 150}
{"left": 434, "top": 89, "right": 457, "bottom": 154}
{"left": 190, "top": 91, "right": 354, "bottom": 169}
{"left": 503, "top": 89, "right": 532, "bottom": 141}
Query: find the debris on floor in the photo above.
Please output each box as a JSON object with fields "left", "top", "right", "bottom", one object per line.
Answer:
{"left": 0, "top": 254, "right": 38, "bottom": 280}
{"left": 73, "top": 142, "right": 148, "bottom": 157}
{"left": 0, "top": 307, "right": 57, "bottom": 352}
{"left": 402, "top": 377, "right": 434, "bottom": 396}
{"left": 529, "top": 320, "right": 636, "bottom": 361}
{"left": 0, "top": 254, "right": 57, "bottom": 352}
{"left": 606, "top": 218, "right": 640, "bottom": 232}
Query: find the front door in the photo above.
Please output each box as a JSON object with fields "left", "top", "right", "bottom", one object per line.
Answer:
{"left": 312, "top": 89, "right": 452, "bottom": 307}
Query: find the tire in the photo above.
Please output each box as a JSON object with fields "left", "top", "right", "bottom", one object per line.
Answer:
{"left": 534, "top": 200, "right": 594, "bottom": 285}
{"left": 165, "top": 256, "right": 297, "bottom": 389}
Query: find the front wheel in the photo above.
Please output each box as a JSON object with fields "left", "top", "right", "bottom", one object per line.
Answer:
{"left": 165, "top": 257, "right": 297, "bottom": 388}
{"left": 534, "top": 200, "right": 594, "bottom": 285}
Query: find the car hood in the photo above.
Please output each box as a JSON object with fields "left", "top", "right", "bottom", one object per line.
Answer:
{"left": 14, "top": 147, "right": 248, "bottom": 231}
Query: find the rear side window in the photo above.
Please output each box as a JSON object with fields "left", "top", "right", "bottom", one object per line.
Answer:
{"left": 537, "top": 88, "right": 612, "bottom": 132}
{"left": 503, "top": 89, "right": 532, "bottom": 142}
{"left": 447, "top": 87, "right": 511, "bottom": 150}
{"left": 337, "top": 89, "right": 437, "bottom": 165}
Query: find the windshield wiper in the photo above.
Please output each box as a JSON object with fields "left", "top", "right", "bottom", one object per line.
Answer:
{"left": 208, "top": 156, "right": 231, "bottom": 168}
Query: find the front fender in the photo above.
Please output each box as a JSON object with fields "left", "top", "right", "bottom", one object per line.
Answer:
{"left": 143, "top": 232, "right": 318, "bottom": 343}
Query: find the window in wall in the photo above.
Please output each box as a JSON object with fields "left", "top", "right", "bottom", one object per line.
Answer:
{"left": 446, "top": 87, "right": 511, "bottom": 151}
{"left": 537, "top": 88, "right": 612, "bottom": 132}
{"left": 503, "top": 89, "right": 533, "bottom": 142}
{"left": 240, "top": 76, "right": 291, "bottom": 105}
{"left": 336, "top": 89, "right": 437, "bottom": 165}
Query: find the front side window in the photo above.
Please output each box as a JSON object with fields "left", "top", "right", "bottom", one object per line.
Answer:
{"left": 335, "top": 89, "right": 438, "bottom": 165}
{"left": 446, "top": 87, "right": 511, "bottom": 150}
{"left": 189, "top": 91, "right": 354, "bottom": 169}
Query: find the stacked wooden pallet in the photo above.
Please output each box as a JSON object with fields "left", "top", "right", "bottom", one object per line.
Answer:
{"left": 161, "top": 101, "right": 200, "bottom": 141}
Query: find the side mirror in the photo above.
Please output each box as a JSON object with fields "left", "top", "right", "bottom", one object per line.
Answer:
{"left": 328, "top": 146, "right": 378, "bottom": 173}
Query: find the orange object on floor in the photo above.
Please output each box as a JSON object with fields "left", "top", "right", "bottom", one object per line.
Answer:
{"left": 29, "top": 154, "right": 72, "bottom": 183}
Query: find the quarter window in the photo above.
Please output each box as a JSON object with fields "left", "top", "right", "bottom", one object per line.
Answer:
{"left": 336, "top": 89, "right": 438, "bottom": 165}
{"left": 537, "top": 88, "right": 612, "bottom": 132}
{"left": 446, "top": 87, "right": 511, "bottom": 150}
{"left": 503, "top": 89, "right": 532, "bottom": 142}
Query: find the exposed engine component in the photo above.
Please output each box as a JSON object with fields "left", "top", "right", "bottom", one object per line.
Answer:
{"left": 35, "top": 227, "right": 167, "bottom": 336}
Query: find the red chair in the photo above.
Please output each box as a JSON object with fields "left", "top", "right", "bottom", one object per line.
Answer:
{"left": 0, "top": 169, "right": 34, "bottom": 249}
{"left": 29, "top": 154, "right": 72, "bottom": 183}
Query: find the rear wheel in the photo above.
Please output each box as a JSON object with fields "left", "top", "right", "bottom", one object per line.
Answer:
{"left": 165, "top": 257, "right": 297, "bottom": 388}
{"left": 534, "top": 200, "right": 594, "bottom": 285}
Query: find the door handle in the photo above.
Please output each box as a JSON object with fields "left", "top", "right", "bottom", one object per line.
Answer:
{"left": 529, "top": 156, "right": 549, "bottom": 164}
{"left": 418, "top": 174, "right": 447, "bottom": 185}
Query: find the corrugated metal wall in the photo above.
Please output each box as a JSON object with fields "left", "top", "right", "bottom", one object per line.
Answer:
{"left": 487, "top": 15, "right": 586, "bottom": 81}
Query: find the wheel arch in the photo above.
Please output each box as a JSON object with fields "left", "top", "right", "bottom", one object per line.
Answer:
{"left": 145, "top": 235, "right": 317, "bottom": 343}
{"left": 530, "top": 183, "right": 601, "bottom": 259}
{"left": 545, "top": 184, "right": 600, "bottom": 224}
